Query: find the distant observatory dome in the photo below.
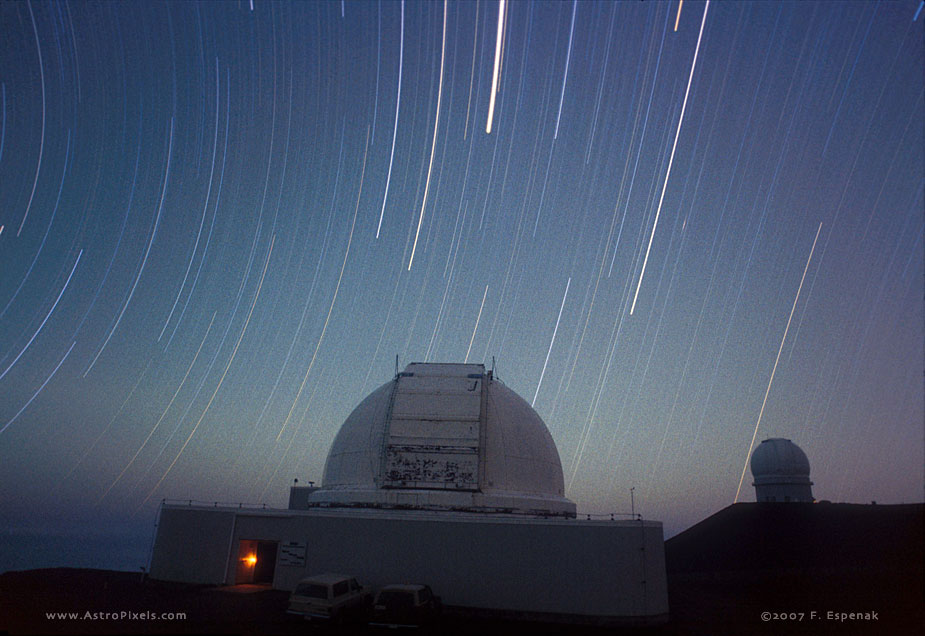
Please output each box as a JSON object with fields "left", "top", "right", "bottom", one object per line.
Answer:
{"left": 750, "top": 438, "right": 814, "bottom": 503}
{"left": 309, "top": 363, "right": 576, "bottom": 517}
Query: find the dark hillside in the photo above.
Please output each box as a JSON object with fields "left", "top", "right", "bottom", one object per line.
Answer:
{"left": 666, "top": 502, "right": 923, "bottom": 574}
{"left": 664, "top": 503, "right": 924, "bottom": 634}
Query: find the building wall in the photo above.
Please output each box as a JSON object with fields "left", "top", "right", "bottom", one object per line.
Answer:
{"left": 151, "top": 505, "right": 668, "bottom": 621}
{"left": 287, "top": 486, "right": 319, "bottom": 509}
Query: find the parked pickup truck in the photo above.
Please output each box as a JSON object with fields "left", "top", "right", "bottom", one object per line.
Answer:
{"left": 287, "top": 573, "right": 372, "bottom": 621}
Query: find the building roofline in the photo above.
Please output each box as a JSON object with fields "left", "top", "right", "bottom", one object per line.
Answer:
{"left": 159, "top": 500, "right": 662, "bottom": 528}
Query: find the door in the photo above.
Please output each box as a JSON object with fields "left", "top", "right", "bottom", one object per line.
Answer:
{"left": 253, "top": 541, "right": 278, "bottom": 584}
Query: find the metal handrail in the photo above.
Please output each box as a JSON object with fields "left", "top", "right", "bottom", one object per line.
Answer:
{"left": 581, "top": 512, "right": 643, "bottom": 521}
{"left": 160, "top": 498, "right": 644, "bottom": 521}
{"left": 160, "top": 498, "right": 269, "bottom": 509}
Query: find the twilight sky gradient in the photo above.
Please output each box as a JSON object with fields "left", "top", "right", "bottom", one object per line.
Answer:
{"left": 0, "top": 0, "right": 922, "bottom": 542}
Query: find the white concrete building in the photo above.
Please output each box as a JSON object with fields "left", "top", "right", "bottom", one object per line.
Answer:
{"left": 149, "top": 363, "right": 669, "bottom": 625}
{"left": 750, "top": 437, "right": 814, "bottom": 503}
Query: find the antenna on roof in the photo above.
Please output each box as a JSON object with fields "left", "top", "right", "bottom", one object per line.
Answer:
{"left": 395, "top": 354, "right": 399, "bottom": 377}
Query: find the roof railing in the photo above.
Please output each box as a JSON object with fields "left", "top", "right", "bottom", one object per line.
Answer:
{"left": 160, "top": 498, "right": 269, "bottom": 509}
{"left": 160, "top": 498, "right": 644, "bottom": 521}
{"left": 580, "top": 512, "right": 643, "bottom": 521}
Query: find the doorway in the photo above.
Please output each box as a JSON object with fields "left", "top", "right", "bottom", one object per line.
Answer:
{"left": 235, "top": 539, "right": 278, "bottom": 585}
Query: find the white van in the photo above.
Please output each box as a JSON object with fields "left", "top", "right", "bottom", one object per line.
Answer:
{"left": 287, "top": 573, "right": 372, "bottom": 621}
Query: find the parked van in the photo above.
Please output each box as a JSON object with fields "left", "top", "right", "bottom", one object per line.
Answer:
{"left": 287, "top": 573, "right": 372, "bottom": 621}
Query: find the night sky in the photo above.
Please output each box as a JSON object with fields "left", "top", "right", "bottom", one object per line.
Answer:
{"left": 0, "top": 0, "right": 922, "bottom": 551}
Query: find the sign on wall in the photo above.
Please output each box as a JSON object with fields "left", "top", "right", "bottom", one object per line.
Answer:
{"left": 279, "top": 542, "right": 306, "bottom": 566}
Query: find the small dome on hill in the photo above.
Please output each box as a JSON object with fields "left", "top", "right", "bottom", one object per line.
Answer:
{"left": 751, "top": 438, "right": 811, "bottom": 481}
{"left": 750, "top": 438, "right": 814, "bottom": 503}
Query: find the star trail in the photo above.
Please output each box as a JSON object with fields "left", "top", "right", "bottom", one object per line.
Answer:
{"left": 0, "top": 1, "right": 922, "bottom": 554}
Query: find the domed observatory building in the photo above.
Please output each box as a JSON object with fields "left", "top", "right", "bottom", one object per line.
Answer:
{"left": 150, "top": 363, "right": 668, "bottom": 625}
{"left": 311, "top": 362, "right": 575, "bottom": 516}
{"left": 751, "top": 438, "right": 814, "bottom": 503}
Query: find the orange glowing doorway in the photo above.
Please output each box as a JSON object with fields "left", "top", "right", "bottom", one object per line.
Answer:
{"left": 234, "top": 539, "right": 278, "bottom": 585}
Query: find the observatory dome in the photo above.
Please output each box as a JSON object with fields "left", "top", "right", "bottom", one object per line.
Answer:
{"left": 309, "top": 363, "right": 576, "bottom": 517}
{"left": 750, "top": 438, "right": 814, "bottom": 503}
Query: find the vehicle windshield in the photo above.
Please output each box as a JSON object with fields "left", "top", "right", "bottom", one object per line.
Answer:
{"left": 376, "top": 590, "right": 415, "bottom": 609}
{"left": 294, "top": 583, "right": 328, "bottom": 599}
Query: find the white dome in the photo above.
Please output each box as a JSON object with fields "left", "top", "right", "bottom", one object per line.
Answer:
{"left": 311, "top": 363, "right": 575, "bottom": 517}
{"left": 750, "top": 438, "right": 811, "bottom": 484}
